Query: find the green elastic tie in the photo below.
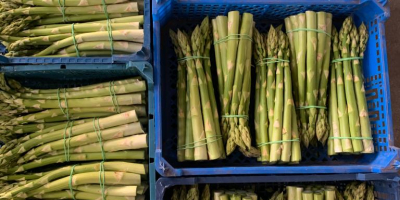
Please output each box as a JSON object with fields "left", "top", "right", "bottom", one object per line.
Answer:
{"left": 109, "top": 81, "right": 120, "bottom": 113}
{"left": 57, "top": 88, "right": 70, "bottom": 120}
{"left": 71, "top": 24, "right": 80, "bottom": 57}
{"left": 101, "top": 0, "right": 114, "bottom": 55}
{"left": 178, "top": 135, "right": 222, "bottom": 150}
{"left": 297, "top": 105, "right": 327, "bottom": 110}
{"left": 178, "top": 56, "right": 210, "bottom": 62}
{"left": 331, "top": 57, "right": 363, "bottom": 63}
{"left": 69, "top": 165, "right": 77, "bottom": 200}
{"left": 257, "top": 57, "right": 290, "bottom": 66}
{"left": 63, "top": 121, "right": 74, "bottom": 162}
{"left": 221, "top": 115, "right": 249, "bottom": 120}
{"left": 93, "top": 118, "right": 106, "bottom": 161}
{"left": 214, "top": 34, "right": 253, "bottom": 45}
{"left": 57, "top": 0, "right": 66, "bottom": 23}
{"left": 99, "top": 161, "right": 106, "bottom": 200}
{"left": 287, "top": 28, "right": 331, "bottom": 37}
{"left": 329, "top": 136, "right": 373, "bottom": 140}
{"left": 257, "top": 139, "right": 300, "bottom": 147}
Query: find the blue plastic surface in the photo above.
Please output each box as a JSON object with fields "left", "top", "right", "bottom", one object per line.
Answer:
{"left": 0, "top": 0, "right": 151, "bottom": 64}
{"left": 153, "top": 0, "right": 399, "bottom": 176}
{"left": 156, "top": 174, "right": 400, "bottom": 200}
{"left": 0, "top": 62, "right": 155, "bottom": 198}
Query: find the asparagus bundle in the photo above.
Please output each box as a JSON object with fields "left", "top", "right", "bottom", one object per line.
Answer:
{"left": 328, "top": 17, "right": 374, "bottom": 155}
{"left": 253, "top": 26, "right": 301, "bottom": 163}
{"left": 0, "top": 75, "right": 149, "bottom": 199}
{"left": 0, "top": 0, "right": 145, "bottom": 57}
{"left": 170, "top": 17, "right": 225, "bottom": 161}
{"left": 171, "top": 185, "right": 257, "bottom": 200}
{"left": 284, "top": 11, "right": 333, "bottom": 147}
{"left": 212, "top": 11, "right": 259, "bottom": 157}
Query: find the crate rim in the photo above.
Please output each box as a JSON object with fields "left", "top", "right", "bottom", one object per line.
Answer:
{"left": 152, "top": 0, "right": 398, "bottom": 177}
{"left": 156, "top": 173, "right": 400, "bottom": 199}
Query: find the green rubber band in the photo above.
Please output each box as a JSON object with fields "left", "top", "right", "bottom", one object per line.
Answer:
{"left": 287, "top": 28, "right": 331, "bottom": 37}
{"left": 99, "top": 161, "right": 106, "bottom": 200}
{"left": 101, "top": 0, "right": 114, "bottom": 55}
{"left": 71, "top": 24, "right": 80, "bottom": 57}
{"left": 63, "top": 121, "right": 74, "bottom": 162}
{"left": 297, "top": 105, "right": 327, "bottom": 110}
{"left": 329, "top": 136, "right": 373, "bottom": 140}
{"left": 257, "top": 139, "right": 300, "bottom": 147}
{"left": 57, "top": 88, "right": 70, "bottom": 120}
{"left": 178, "top": 56, "right": 210, "bottom": 62}
{"left": 93, "top": 118, "right": 106, "bottom": 161}
{"left": 331, "top": 57, "right": 363, "bottom": 63}
{"left": 69, "top": 164, "right": 77, "bottom": 200}
{"left": 57, "top": 0, "right": 66, "bottom": 23}
{"left": 178, "top": 135, "right": 223, "bottom": 150}
{"left": 257, "top": 57, "right": 290, "bottom": 66}
{"left": 214, "top": 34, "right": 253, "bottom": 45}
{"left": 109, "top": 81, "right": 120, "bottom": 113}
{"left": 177, "top": 135, "right": 222, "bottom": 149}
{"left": 221, "top": 115, "right": 249, "bottom": 120}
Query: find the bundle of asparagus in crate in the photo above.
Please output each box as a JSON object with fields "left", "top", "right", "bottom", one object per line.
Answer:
{"left": 328, "top": 17, "right": 374, "bottom": 155}
{"left": 0, "top": 0, "right": 144, "bottom": 57}
{"left": 0, "top": 74, "right": 148, "bottom": 199}
{"left": 253, "top": 26, "right": 301, "bottom": 164}
{"left": 284, "top": 11, "right": 333, "bottom": 147}
{"left": 212, "top": 11, "right": 259, "bottom": 157}
{"left": 170, "top": 182, "right": 374, "bottom": 200}
{"left": 170, "top": 17, "right": 225, "bottom": 161}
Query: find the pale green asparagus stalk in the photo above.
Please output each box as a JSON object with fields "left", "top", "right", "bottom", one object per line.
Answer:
{"left": 14, "top": 0, "right": 130, "bottom": 7}
{"left": 266, "top": 26, "right": 278, "bottom": 143}
{"left": 316, "top": 13, "right": 333, "bottom": 145}
{"left": 34, "top": 30, "right": 144, "bottom": 56}
{"left": 253, "top": 28, "right": 269, "bottom": 162}
{"left": 224, "top": 11, "right": 240, "bottom": 155}
{"left": 270, "top": 30, "right": 285, "bottom": 163}
{"left": 5, "top": 2, "right": 138, "bottom": 16}
{"left": 305, "top": 11, "right": 318, "bottom": 146}
{"left": 59, "top": 41, "right": 142, "bottom": 54}
{"left": 212, "top": 19, "right": 224, "bottom": 98}
{"left": 340, "top": 17, "right": 363, "bottom": 152}
{"left": 191, "top": 22, "right": 222, "bottom": 160}
{"left": 354, "top": 23, "right": 374, "bottom": 153}
{"left": 27, "top": 171, "right": 141, "bottom": 196}
{"left": 281, "top": 33, "right": 294, "bottom": 163}
{"left": 37, "top": 14, "right": 141, "bottom": 25}
{"left": 296, "top": 13, "right": 309, "bottom": 147}
{"left": 332, "top": 27, "right": 353, "bottom": 153}
{"left": 203, "top": 20, "right": 226, "bottom": 159}
{"left": 18, "top": 23, "right": 139, "bottom": 37}
{"left": 177, "top": 30, "right": 207, "bottom": 161}
{"left": 170, "top": 30, "right": 187, "bottom": 162}
{"left": 328, "top": 63, "right": 343, "bottom": 155}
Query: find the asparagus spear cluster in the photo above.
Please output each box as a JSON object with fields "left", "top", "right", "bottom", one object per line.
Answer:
{"left": 328, "top": 17, "right": 374, "bottom": 155}
{"left": 170, "top": 182, "right": 374, "bottom": 200}
{"left": 0, "top": 0, "right": 144, "bottom": 57}
{"left": 170, "top": 17, "right": 225, "bottom": 161}
{"left": 213, "top": 11, "right": 259, "bottom": 157}
{"left": 0, "top": 75, "right": 149, "bottom": 199}
{"left": 284, "top": 11, "right": 333, "bottom": 147}
{"left": 253, "top": 26, "right": 301, "bottom": 164}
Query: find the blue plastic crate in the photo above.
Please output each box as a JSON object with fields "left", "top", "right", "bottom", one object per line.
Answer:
{"left": 0, "top": 62, "right": 155, "bottom": 199}
{"left": 0, "top": 0, "right": 151, "bottom": 64}
{"left": 156, "top": 174, "right": 400, "bottom": 200}
{"left": 153, "top": 0, "right": 399, "bottom": 176}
